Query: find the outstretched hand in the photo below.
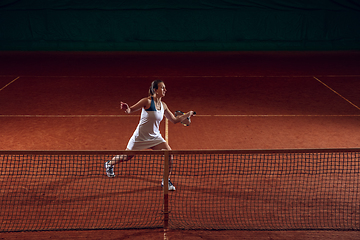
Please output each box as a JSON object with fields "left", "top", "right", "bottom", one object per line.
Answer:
{"left": 120, "top": 102, "right": 130, "bottom": 113}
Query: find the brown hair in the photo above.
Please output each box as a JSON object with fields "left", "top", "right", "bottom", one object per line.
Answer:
{"left": 149, "top": 80, "right": 163, "bottom": 96}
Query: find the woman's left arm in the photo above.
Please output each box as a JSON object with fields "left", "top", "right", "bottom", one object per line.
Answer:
{"left": 163, "top": 102, "right": 194, "bottom": 124}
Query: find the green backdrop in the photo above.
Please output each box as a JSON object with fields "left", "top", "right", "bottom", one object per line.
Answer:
{"left": 1, "top": 0, "right": 360, "bottom": 51}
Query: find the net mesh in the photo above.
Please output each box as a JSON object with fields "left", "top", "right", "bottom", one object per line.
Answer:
{"left": 1, "top": 152, "right": 164, "bottom": 231}
{"left": 170, "top": 151, "right": 360, "bottom": 230}
{"left": 0, "top": 149, "right": 359, "bottom": 232}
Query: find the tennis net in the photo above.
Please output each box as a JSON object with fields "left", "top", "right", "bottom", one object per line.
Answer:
{"left": 0, "top": 149, "right": 359, "bottom": 232}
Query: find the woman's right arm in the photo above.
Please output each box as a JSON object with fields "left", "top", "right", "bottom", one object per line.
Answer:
{"left": 121, "top": 98, "right": 150, "bottom": 114}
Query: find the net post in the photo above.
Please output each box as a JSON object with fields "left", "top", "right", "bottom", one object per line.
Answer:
{"left": 163, "top": 150, "right": 169, "bottom": 230}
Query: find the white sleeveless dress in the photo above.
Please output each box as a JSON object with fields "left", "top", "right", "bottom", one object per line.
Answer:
{"left": 126, "top": 97, "right": 166, "bottom": 150}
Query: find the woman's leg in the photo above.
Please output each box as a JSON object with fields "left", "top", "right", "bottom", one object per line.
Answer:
{"left": 104, "top": 149, "right": 134, "bottom": 178}
{"left": 151, "top": 142, "right": 175, "bottom": 190}
{"left": 151, "top": 142, "right": 172, "bottom": 175}
{"left": 109, "top": 149, "right": 134, "bottom": 166}
{"left": 151, "top": 142, "right": 171, "bottom": 150}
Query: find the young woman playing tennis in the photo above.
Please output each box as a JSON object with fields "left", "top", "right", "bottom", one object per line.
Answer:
{"left": 104, "top": 80, "right": 195, "bottom": 191}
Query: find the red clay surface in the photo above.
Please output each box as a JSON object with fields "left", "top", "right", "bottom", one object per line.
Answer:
{"left": 1, "top": 51, "right": 360, "bottom": 239}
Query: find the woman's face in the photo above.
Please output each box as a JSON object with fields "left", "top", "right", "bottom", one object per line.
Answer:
{"left": 155, "top": 82, "right": 167, "bottom": 97}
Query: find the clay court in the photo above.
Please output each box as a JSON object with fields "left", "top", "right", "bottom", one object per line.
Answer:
{"left": 0, "top": 51, "right": 360, "bottom": 239}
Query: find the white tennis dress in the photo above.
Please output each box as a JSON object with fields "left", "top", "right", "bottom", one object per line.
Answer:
{"left": 126, "top": 97, "right": 166, "bottom": 150}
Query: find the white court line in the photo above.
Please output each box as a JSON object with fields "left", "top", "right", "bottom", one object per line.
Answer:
{"left": 165, "top": 119, "right": 169, "bottom": 143}
{"left": 314, "top": 76, "right": 360, "bottom": 111}
{"left": 0, "top": 76, "right": 20, "bottom": 92}
{"left": 164, "top": 228, "right": 168, "bottom": 240}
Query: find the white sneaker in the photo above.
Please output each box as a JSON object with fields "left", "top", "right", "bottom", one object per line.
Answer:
{"left": 104, "top": 161, "right": 115, "bottom": 178}
{"left": 162, "top": 179, "right": 176, "bottom": 191}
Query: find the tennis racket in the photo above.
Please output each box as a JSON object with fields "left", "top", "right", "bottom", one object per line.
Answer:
{"left": 174, "top": 111, "right": 196, "bottom": 126}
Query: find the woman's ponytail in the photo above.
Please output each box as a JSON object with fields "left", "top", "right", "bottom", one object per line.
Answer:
{"left": 148, "top": 80, "right": 163, "bottom": 96}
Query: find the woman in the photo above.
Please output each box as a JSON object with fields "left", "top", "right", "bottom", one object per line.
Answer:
{"left": 104, "top": 80, "right": 195, "bottom": 191}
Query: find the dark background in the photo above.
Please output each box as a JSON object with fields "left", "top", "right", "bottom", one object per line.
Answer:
{"left": 1, "top": 0, "right": 360, "bottom": 51}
